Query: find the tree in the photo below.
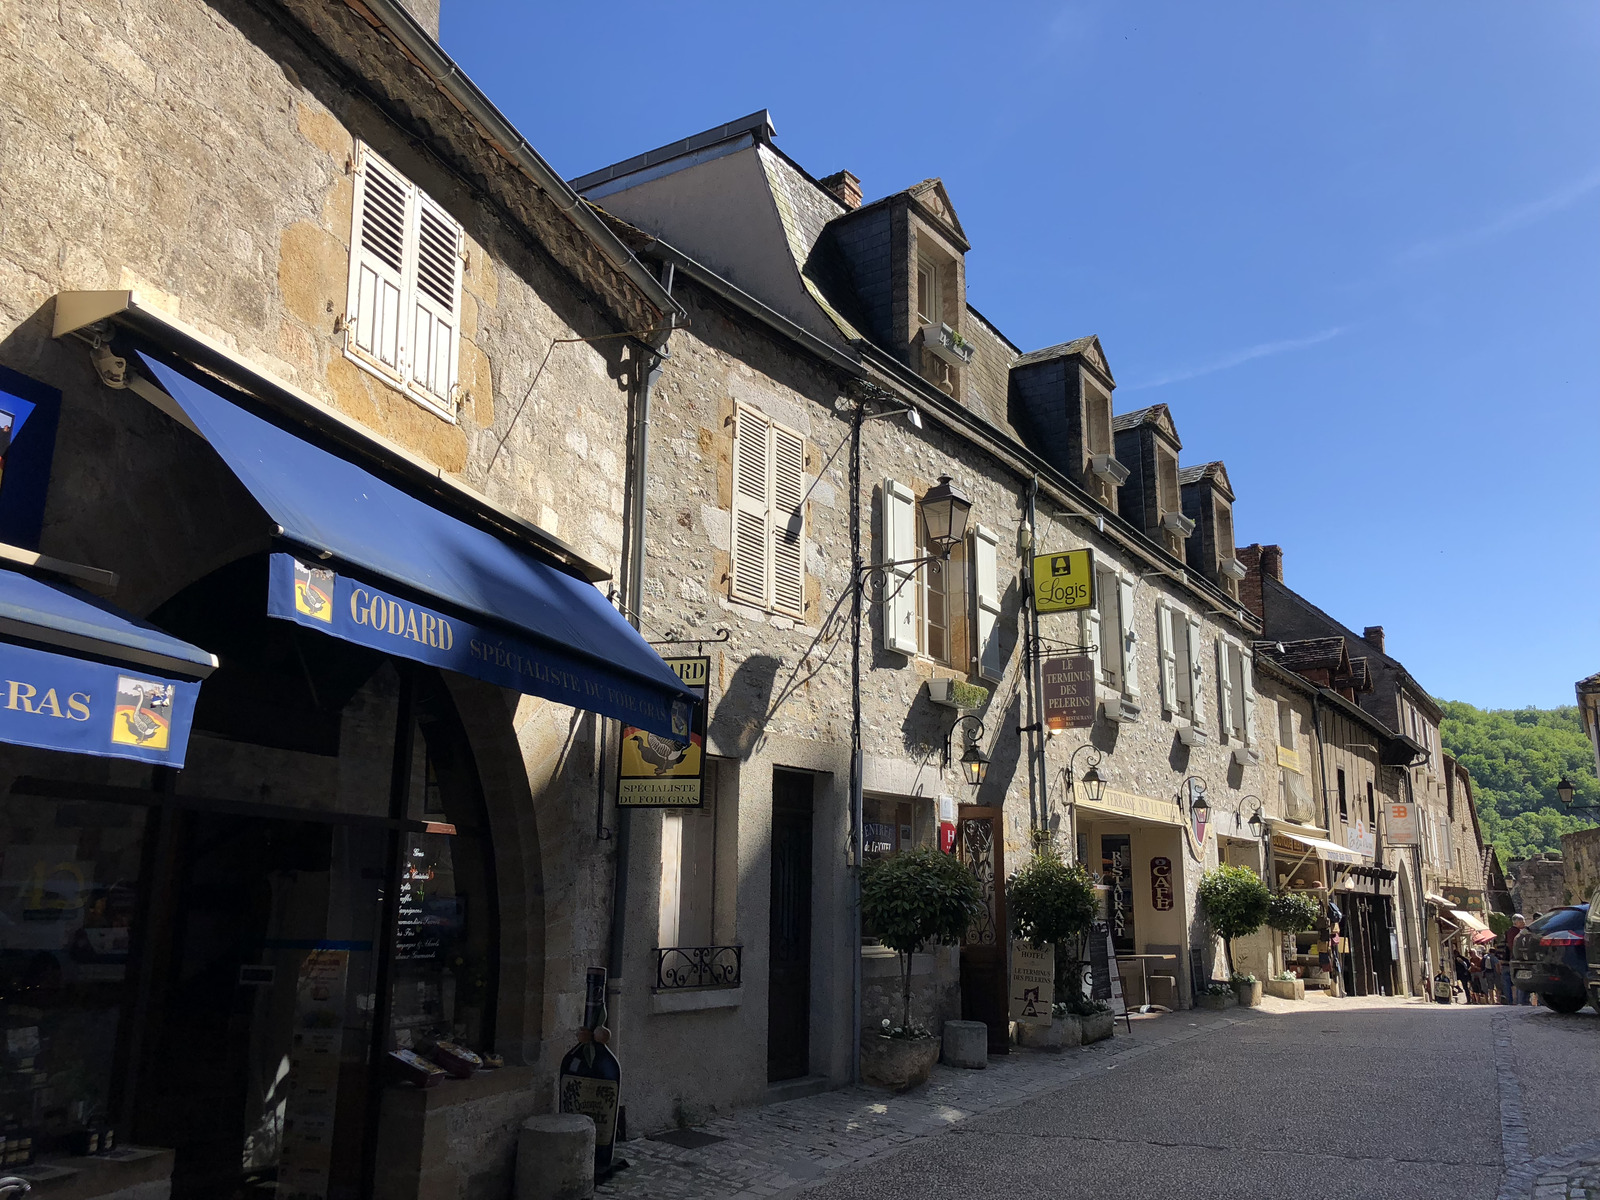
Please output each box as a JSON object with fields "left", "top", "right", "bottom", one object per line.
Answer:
{"left": 1007, "top": 836, "right": 1100, "bottom": 995}
{"left": 861, "top": 847, "right": 982, "bottom": 1031}
{"left": 1196, "top": 865, "right": 1271, "bottom": 974}
{"left": 1266, "top": 890, "right": 1321, "bottom": 934}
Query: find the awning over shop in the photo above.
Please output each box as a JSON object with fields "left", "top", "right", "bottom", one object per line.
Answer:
{"left": 1270, "top": 825, "right": 1365, "bottom": 866}
{"left": 0, "top": 566, "right": 215, "bottom": 766}
{"left": 1450, "top": 909, "right": 1490, "bottom": 934}
{"left": 1425, "top": 892, "right": 1453, "bottom": 907}
{"left": 140, "top": 355, "right": 696, "bottom": 739}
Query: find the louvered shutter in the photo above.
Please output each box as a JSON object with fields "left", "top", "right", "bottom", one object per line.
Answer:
{"left": 1186, "top": 616, "right": 1205, "bottom": 730}
{"left": 1157, "top": 604, "right": 1177, "bottom": 714}
{"left": 1081, "top": 601, "right": 1102, "bottom": 685}
{"left": 1117, "top": 576, "right": 1139, "bottom": 698}
{"left": 408, "top": 193, "right": 463, "bottom": 407}
{"left": 770, "top": 423, "right": 806, "bottom": 618}
{"left": 1240, "top": 645, "right": 1257, "bottom": 746}
{"left": 882, "top": 479, "right": 919, "bottom": 654}
{"left": 348, "top": 148, "right": 411, "bottom": 376}
{"left": 973, "top": 525, "right": 1003, "bottom": 682}
{"left": 1215, "top": 639, "right": 1234, "bottom": 743}
{"left": 730, "top": 408, "right": 771, "bottom": 606}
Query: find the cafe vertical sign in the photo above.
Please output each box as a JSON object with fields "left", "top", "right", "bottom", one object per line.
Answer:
{"left": 618, "top": 656, "right": 709, "bottom": 807}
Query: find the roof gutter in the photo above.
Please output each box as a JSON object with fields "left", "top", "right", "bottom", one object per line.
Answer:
{"left": 347, "top": 0, "right": 685, "bottom": 341}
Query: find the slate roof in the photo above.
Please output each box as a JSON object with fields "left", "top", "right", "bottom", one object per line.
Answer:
{"left": 1013, "top": 336, "right": 1099, "bottom": 369}
{"left": 1256, "top": 637, "right": 1348, "bottom": 674}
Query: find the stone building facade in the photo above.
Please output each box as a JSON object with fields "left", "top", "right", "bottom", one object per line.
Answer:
{"left": 569, "top": 111, "right": 1275, "bottom": 1130}
{"left": 1561, "top": 827, "right": 1600, "bottom": 907}
{"left": 0, "top": 1, "right": 690, "bottom": 1196}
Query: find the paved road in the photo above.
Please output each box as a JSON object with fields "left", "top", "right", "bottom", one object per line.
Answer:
{"left": 812, "top": 998, "right": 1599, "bottom": 1200}
{"left": 603, "top": 995, "right": 1600, "bottom": 1200}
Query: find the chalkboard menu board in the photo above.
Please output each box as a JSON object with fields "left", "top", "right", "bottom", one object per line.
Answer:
{"left": 1087, "top": 923, "right": 1112, "bottom": 1000}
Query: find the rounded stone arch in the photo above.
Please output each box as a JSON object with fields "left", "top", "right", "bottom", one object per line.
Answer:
{"left": 439, "top": 672, "right": 546, "bottom": 1065}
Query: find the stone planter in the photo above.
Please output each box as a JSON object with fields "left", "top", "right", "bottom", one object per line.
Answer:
{"left": 1233, "top": 980, "right": 1263, "bottom": 1008}
{"left": 1263, "top": 978, "right": 1305, "bottom": 1001}
{"left": 1198, "top": 991, "right": 1236, "bottom": 1011}
{"left": 1016, "top": 1016, "right": 1082, "bottom": 1051}
{"left": 1080, "top": 1011, "right": 1115, "bottom": 1043}
{"left": 860, "top": 1035, "right": 941, "bottom": 1091}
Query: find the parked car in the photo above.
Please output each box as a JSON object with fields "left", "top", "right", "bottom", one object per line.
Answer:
{"left": 1586, "top": 889, "right": 1600, "bottom": 1013}
{"left": 1512, "top": 904, "right": 1592, "bottom": 1013}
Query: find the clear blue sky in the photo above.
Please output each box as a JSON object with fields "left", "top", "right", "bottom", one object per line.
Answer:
{"left": 445, "top": 2, "right": 1599, "bottom": 710}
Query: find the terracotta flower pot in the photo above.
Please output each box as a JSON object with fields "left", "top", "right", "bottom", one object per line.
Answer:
{"left": 860, "top": 1035, "right": 941, "bottom": 1091}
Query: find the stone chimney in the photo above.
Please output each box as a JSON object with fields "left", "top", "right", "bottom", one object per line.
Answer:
{"left": 1363, "top": 626, "right": 1385, "bottom": 653}
{"left": 820, "top": 170, "right": 862, "bottom": 211}
{"left": 1235, "top": 543, "right": 1282, "bottom": 620}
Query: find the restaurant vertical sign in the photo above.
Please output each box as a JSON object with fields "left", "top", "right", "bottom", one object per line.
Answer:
{"left": 617, "top": 656, "right": 709, "bottom": 807}
{"left": 1041, "top": 655, "right": 1096, "bottom": 731}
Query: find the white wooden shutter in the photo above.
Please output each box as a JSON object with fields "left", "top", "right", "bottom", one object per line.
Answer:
{"left": 973, "top": 524, "right": 1003, "bottom": 682}
{"left": 409, "top": 193, "right": 463, "bottom": 407}
{"left": 1240, "top": 645, "right": 1258, "bottom": 746}
{"left": 1186, "top": 616, "right": 1205, "bottom": 730}
{"left": 730, "top": 408, "right": 771, "bottom": 606}
{"left": 348, "top": 147, "right": 411, "bottom": 376}
{"left": 1215, "top": 639, "right": 1234, "bottom": 743}
{"left": 1081, "top": 602, "right": 1102, "bottom": 684}
{"left": 882, "top": 480, "right": 919, "bottom": 654}
{"left": 1117, "top": 575, "right": 1139, "bottom": 699}
{"left": 770, "top": 423, "right": 806, "bottom": 618}
{"left": 1157, "top": 604, "right": 1177, "bottom": 714}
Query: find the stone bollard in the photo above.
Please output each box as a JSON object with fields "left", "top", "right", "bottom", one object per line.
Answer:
{"left": 516, "top": 1113, "right": 595, "bottom": 1200}
{"left": 940, "top": 1020, "right": 988, "bottom": 1070}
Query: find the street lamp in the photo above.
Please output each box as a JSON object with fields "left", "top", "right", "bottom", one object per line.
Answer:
{"left": 1179, "top": 776, "right": 1211, "bottom": 822}
{"left": 1065, "top": 743, "right": 1106, "bottom": 804}
{"left": 944, "top": 714, "right": 990, "bottom": 787}
{"left": 918, "top": 474, "right": 973, "bottom": 557}
{"left": 1557, "top": 776, "right": 1576, "bottom": 808}
{"left": 1249, "top": 808, "right": 1265, "bottom": 838}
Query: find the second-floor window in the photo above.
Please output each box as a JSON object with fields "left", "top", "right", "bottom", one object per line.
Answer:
{"left": 731, "top": 406, "right": 806, "bottom": 618}
{"left": 1084, "top": 568, "right": 1137, "bottom": 698}
{"left": 346, "top": 143, "right": 465, "bottom": 420}
{"left": 1278, "top": 701, "right": 1295, "bottom": 748}
{"left": 1337, "top": 768, "right": 1348, "bottom": 824}
{"left": 1214, "top": 638, "right": 1255, "bottom": 744}
{"left": 1156, "top": 601, "right": 1197, "bottom": 720}
{"left": 917, "top": 515, "right": 963, "bottom": 665}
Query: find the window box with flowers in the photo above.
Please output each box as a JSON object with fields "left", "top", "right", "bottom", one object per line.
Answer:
{"left": 923, "top": 323, "right": 974, "bottom": 367}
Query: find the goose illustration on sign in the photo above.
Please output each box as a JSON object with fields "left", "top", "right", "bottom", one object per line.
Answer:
{"left": 293, "top": 559, "right": 335, "bottom": 623}
{"left": 110, "top": 676, "right": 174, "bottom": 751}
{"left": 617, "top": 656, "right": 708, "bottom": 807}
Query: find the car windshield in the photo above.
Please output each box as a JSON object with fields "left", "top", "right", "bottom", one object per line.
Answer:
{"left": 1527, "top": 906, "right": 1588, "bottom": 934}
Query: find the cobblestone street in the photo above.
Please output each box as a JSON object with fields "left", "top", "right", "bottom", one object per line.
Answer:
{"left": 601, "top": 997, "right": 1600, "bottom": 1200}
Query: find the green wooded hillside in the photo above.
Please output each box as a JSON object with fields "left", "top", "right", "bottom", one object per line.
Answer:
{"left": 1437, "top": 701, "right": 1599, "bottom": 861}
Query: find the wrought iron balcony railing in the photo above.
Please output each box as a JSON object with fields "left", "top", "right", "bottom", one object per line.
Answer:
{"left": 654, "top": 945, "right": 742, "bottom": 991}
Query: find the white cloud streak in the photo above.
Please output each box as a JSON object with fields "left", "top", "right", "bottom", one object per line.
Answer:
{"left": 1126, "top": 326, "right": 1348, "bottom": 391}
{"left": 1398, "top": 166, "right": 1600, "bottom": 263}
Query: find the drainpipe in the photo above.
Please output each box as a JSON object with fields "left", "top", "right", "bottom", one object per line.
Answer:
{"left": 848, "top": 401, "right": 864, "bottom": 1085}
{"left": 1311, "top": 693, "right": 1333, "bottom": 835}
{"left": 606, "top": 266, "right": 674, "bottom": 1057}
{"left": 1024, "top": 476, "right": 1047, "bottom": 841}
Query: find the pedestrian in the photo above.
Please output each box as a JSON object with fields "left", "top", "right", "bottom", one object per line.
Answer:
{"left": 1482, "top": 946, "right": 1501, "bottom": 1003}
{"left": 1453, "top": 946, "right": 1473, "bottom": 1004}
{"left": 1502, "top": 914, "right": 1528, "bottom": 1006}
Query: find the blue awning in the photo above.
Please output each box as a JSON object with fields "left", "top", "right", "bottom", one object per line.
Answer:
{"left": 139, "top": 355, "right": 695, "bottom": 738}
{"left": 0, "top": 567, "right": 212, "bottom": 765}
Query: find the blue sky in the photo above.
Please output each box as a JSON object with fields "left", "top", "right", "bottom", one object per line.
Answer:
{"left": 445, "top": 2, "right": 1599, "bottom": 710}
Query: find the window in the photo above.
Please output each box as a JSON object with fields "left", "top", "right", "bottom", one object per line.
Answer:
{"left": 731, "top": 407, "right": 806, "bottom": 617}
{"left": 1084, "top": 381, "right": 1112, "bottom": 457}
{"left": 658, "top": 765, "right": 720, "bottom": 950}
{"left": 346, "top": 143, "right": 465, "bottom": 419}
{"left": 1156, "top": 602, "right": 1193, "bottom": 718}
{"left": 971, "top": 525, "right": 1004, "bottom": 682}
{"left": 1278, "top": 701, "right": 1295, "bottom": 749}
{"left": 917, "top": 258, "right": 941, "bottom": 327}
{"left": 1216, "top": 639, "right": 1254, "bottom": 743}
{"left": 918, "top": 515, "right": 959, "bottom": 664}
{"left": 1337, "top": 768, "right": 1348, "bottom": 823}
{"left": 863, "top": 795, "right": 934, "bottom": 859}
{"left": 1086, "top": 568, "right": 1124, "bottom": 691}
{"left": 1366, "top": 781, "right": 1375, "bottom": 825}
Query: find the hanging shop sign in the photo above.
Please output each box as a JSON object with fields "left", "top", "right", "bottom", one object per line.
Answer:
{"left": 1345, "top": 817, "right": 1376, "bottom": 858}
{"left": 269, "top": 555, "right": 694, "bottom": 740}
{"left": 1009, "top": 941, "right": 1055, "bottom": 1026}
{"left": 938, "top": 794, "right": 957, "bottom": 853}
{"left": 0, "top": 640, "right": 199, "bottom": 767}
{"left": 1442, "top": 886, "right": 1486, "bottom": 913}
{"left": 617, "top": 656, "right": 709, "bottom": 807}
{"left": 1384, "top": 801, "right": 1419, "bottom": 845}
{"left": 1032, "top": 548, "right": 1095, "bottom": 614}
{"left": 1151, "top": 855, "right": 1175, "bottom": 911}
{"left": 1041, "top": 655, "right": 1096, "bottom": 730}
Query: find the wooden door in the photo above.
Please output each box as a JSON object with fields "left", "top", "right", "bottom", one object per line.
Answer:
{"left": 767, "top": 770, "right": 814, "bottom": 1082}
{"left": 956, "top": 807, "right": 1008, "bottom": 1053}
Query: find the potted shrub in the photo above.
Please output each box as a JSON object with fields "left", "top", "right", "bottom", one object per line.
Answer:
{"left": 1198, "top": 981, "right": 1236, "bottom": 1011}
{"left": 1231, "top": 971, "right": 1262, "bottom": 1007}
{"left": 859, "top": 847, "right": 981, "bottom": 1089}
{"left": 1265, "top": 889, "right": 1319, "bottom": 994}
{"left": 1197, "top": 865, "right": 1270, "bottom": 995}
{"left": 1264, "top": 969, "right": 1305, "bottom": 1001}
{"left": 1007, "top": 835, "right": 1099, "bottom": 1050}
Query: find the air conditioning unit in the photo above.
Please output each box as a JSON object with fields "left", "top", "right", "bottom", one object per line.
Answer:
{"left": 1089, "top": 453, "right": 1130, "bottom": 487}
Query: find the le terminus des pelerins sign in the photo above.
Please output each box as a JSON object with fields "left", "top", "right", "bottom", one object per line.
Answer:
{"left": 1041, "top": 655, "right": 1096, "bottom": 731}
{"left": 618, "top": 655, "right": 709, "bottom": 808}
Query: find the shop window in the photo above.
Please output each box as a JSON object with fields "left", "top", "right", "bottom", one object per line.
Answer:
{"left": 863, "top": 796, "right": 933, "bottom": 860}
{"left": 346, "top": 143, "right": 465, "bottom": 420}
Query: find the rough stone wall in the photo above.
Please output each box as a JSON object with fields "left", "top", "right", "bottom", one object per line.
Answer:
{"left": 0, "top": 0, "right": 647, "bottom": 1097}
{"left": 1510, "top": 853, "right": 1568, "bottom": 917}
{"left": 1562, "top": 828, "right": 1600, "bottom": 906}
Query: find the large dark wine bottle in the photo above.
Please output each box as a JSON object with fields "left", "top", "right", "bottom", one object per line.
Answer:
{"left": 558, "top": 966, "right": 621, "bottom": 1172}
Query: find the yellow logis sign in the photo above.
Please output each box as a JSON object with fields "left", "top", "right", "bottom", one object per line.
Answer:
{"left": 1033, "top": 548, "right": 1095, "bottom": 613}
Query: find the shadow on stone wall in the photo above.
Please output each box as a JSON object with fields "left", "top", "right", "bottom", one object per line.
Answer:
{"left": 708, "top": 653, "right": 781, "bottom": 759}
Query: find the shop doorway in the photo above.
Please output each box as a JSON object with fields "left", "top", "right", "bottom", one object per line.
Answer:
{"left": 767, "top": 770, "right": 813, "bottom": 1082}
{"left": 956, "top": 807, "right": 1007, "bottom": 1053}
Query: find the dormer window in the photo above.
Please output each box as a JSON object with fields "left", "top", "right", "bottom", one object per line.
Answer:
{"left": 917, "top": 258, "right": 941, "bottom": 327}
{"left": 1214, "top": 501, "right": 1246, "bottom": 597}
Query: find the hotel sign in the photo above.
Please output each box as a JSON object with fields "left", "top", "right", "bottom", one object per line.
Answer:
{"left": 1033, "top": 549, "right": 1095, "bottom": 614}
{"left": 1041, "top": 655, "right": 1096, "bottom": 730}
